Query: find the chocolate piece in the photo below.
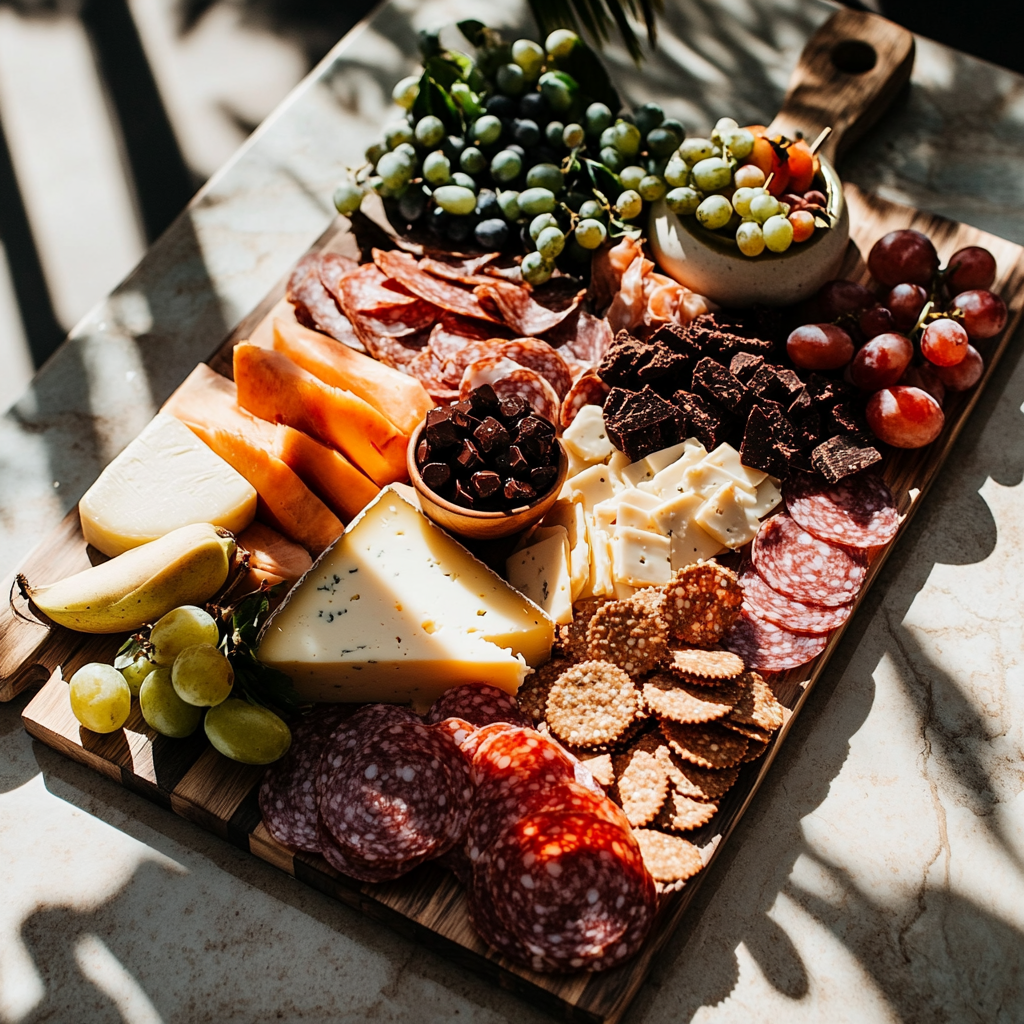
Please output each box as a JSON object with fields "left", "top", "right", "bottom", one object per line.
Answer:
{"left": 504, "top": 478, "right": 536, "bottom": 504}
{"left": 691, "top": 357, "right": 751, "bottom": 416}
{"left": 530, "top": 465, "right": 558, "bottom": 493}
{"left": 739, "top": 407, "right": 790, "bottom": 478}
{"left": 604, "top": 385, "right": 683, "bottom": 463}
{"left": 421, "top": 462, "right": 452, "bottom": 491}
{"left": 827, "top": 401, "right": 869, "bottom": 437}
{"left": 672, "top": 390, "right": 732, "bottom": 451}
{"left": 650, "top": 322, "right": 703, "bottom": 359}
{"left": 424, "top": 407, "right": 459, "bottom": 449}
{"left": 637, "top": 343, "right": 693, "bottom": 392}
{"left": 471, "top": 470, "right": 502, "bottom": 499}
{"left": 598, "top": 330, "right": 648, "bottom": 389}
{"left": 452, "top": 399, "right": 474, "bottom": 416}
{"left": 811, "top": 434, "right": 882, "bottom": 482}
{"left": 472, "top": 416, "right": 511, "bottom": 453}
{"left": 773, "top": 368, "right": 805, "bottom": 402}
{"left": 416, "top": 438, "right": 432, "bottom": 464}
{"left": 517, "top": 415, "right": 555, "bottom": 440}
{"left": 466, "top": 384, "right": 500, "bottom": 417}
{"left": 717, "top": 332, "right": 775, "bottom": 361}
{"left": 516, "top": 415, "right": 555, "bottom": 459}
{"left": 787, "top": 387, "right": 812, "bottom": 417}
{"left": 804, "top": 373, "right": 855, "bottom": 409}
{"left": 454, "top": 479, "right": 477, "bottom": 507}
{"left": 791, "top": 406, "right": 823, "bottom": 449}
{"left": 450, "top": 407, "right": 480, "bottom": 433}
{"left": 455, "top": 438, "right": 483, "bottom": 473}
{"left": 498, "top": 394, "right": 530, "bottom": 424}
{"left": 729, "top": 352, "right": 764, "bottom": 383}
{"left": 507, "top": 444, "right": 530, "bottom": 477}
{"left": 603, "top": 387, "right": 632, "bottom": 421}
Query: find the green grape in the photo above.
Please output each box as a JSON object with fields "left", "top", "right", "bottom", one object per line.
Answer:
{"left": 490, "top": 149, "right": 522, "bottom": 184}
{"left": 691, "top": 156, "right": 732, "bottom": 192}
{"left": 638, "top": 174, "right": 666, "bottom": 202}
{"left": 585, "top": 102, "right": 614, "bottom": 136}
{"left": 545, "top": 29, "right": 579, "bottom": 59}
{"left": 599, "top": 126, "right": 618, "bottom": 150}
{"left": 512, "top": 39, "right": 545, "bottom": 77}
{"left": 333, "top": 181, "right": 364, "bottom": 216}
{"left": 646, "top": 127, "right": 679, "bottom": 158}
{"left": 460, "top": 147, "right": 486, "bottom": 174}
{"left": 451, "top": 82, "right": 484, "bottom": 117}
{"left": 414, "top": 115, "right": 445, "bottom": 148}
{"left": 536, "top": 226, "right": 565, "bottom": 260}
{"left": 545, "top": 121, "right": 565, "bottom": 149}
{"left": 69, "top": 663, "right": 131, "bottom": 734}
{"left": 660, "top": 118, "right": 687, "bottom": 144}
{"left": 522, "top": 251, "right": 553, "bottom": 285}
{"left": 423, "top": 150, "right": 451, "bottom": 185}
{"left": 714, "top": 116, "right": 739, "bottom": 134}
{"left": 204, "top": 699, "right": 292, "bottom": 765}
{"left": 578, "top": 199, "right": 605, "bottom": 221}
{"left": 392, "top": 75, "right": 420, "bottom": 110}
{"left": 496, "top": 63, "right": 526, "bottom": 96}
{"left": 762, "top": 214, "right": 794, "bottom": 252}
{"left": 384, "top": 121, "right": 415, "bottom": 150}
{"left": 365, "top": 142, "right": 386, "bottom": 166}
{"left": 518, "top": 187, "right": 557, "bottom": 215}
{"left": 473, "top": 115, "right": 503, "bottom": 146}
{"left": 619, "top": 165, "right": 646, "bottom": 192}
{"left": 539, "top": 71, "right": 577, "bottom": 113}
{"left": 633, "top": 102, "right": 664, "bottom": 138}
{"left": 612, "top": 121, "right": 641, "bottom": 157}
{"left": 394, "top": 141, "right": 417, "bottom": 163}
{"left": 433, "top": 185, "right": 477, "bottom": 215}
{"left": 750, "top": 192, "right": 781, "bottom": 223}
{"left": 564, "top": 190, "right": 589, "bottom": 211}
{"left": 450, "top": 171, "right": 477, "bottom": 192}
{"left": 615, "top": 189, "right": 643, "bottom": 220}
{"left": 497, "top": 190, "right": 521, "bottom": 220}
{"left": 722, "top": 128, "right": 755, "bottom": 159}
{"left": 529, "top": 212, "right": 559, "bottom": 241}
{"left": 732, "top": 186, "right": 760, "bottom": 217}
{"left": 599, "top": 146, "right": 624, "bottom": 172}
{"left": 140, "top": 667, "right": 202, "bottom": 738}
{"left": 151, "top": 605, "right": 220, "bottom": 666}
{"left": 377, "top": 151, "right": 413, "bottom": 190}
{"left": 736, "top": 220, "right": 766, "bottom": 257}
{"left": 121, "top": 656, "right": 156, "bottom": 698}
{"left": 171, "top": 643, "right": 234, "bottom": 707}
{"left": 679, "top": 137, "right": 715, "bottom": 164}
{"left": 695, "top": 194, "right": 733, "bottom": 230}
{"left": 525, "top": 163, "right": 562, "bottom": 193}
{"left": 574, "top": 218, "right": 607, "bottom": 249}
{"left": 665, "top": 187, "right": 702, "bottom": 216}
{"left": 665, "top": 157, "right": 690, "bottom": 188}
{"left": 562, "top": 123, "right": 585, "bottom": 149}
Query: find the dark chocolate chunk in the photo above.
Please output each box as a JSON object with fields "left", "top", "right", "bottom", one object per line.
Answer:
{"left": 466, "top": 384, "right": 500, "bottom": 417}
{"left": 416, "top": 438, "right": 432, "bottom": 465}
{"left": 498, "top": 394, "right": 530, "bottom": 424}
{"left": 717, "top": 333, "right": 775, "bottom": 361}
{"left": 672, "top": 390, "right": 732, "bottom": 451}
{"left": 424, "top": 407, "right": 459, "bottom": 449}
{"left": 529, "top": 465, "right": 558, "bottom": 494}
{"left": 455, "top": 438, "right": 483, "bottom": 473}
{"left": 451, "top": 407, "right": 480, "bottom": 433}
{"left": 773, "top": 368, "right": 805, "bottom": 401}
{"left": 637, "top": 343, "right": 692, "bottom": 390}
{"left": 603, "top": 387, "right": 632, "bottom": 421}
{"left": 473, "top": 416, "right": 511, "bottom": 453}
{"left": 421, "top": 462, "right": 452, "bottom": 491}
{"left": 747, "top": 364, "right": 784, "bottom": 402}
{"left": 504, "top": 478, "right": 536, "bottom": 504}
{"left": 649, "top": 322, "right": 703, "bottom": 359}
{"left": 739, "top": 407, "right": 790, "bottom": 478}
{"left": 452, "top": 399, "right": 474, "bottom": 416}
{"left": 471, "top": 470, "right": 502, "bottom": 499}
{"left": 517, "top": 415, "right": 555, "bottom": 440}
{"left": 827, "top": 401, "right": 869, "bottom": 436}
{"left": 729, "top": 352, "right": 764, "bottom": 383}
{"left": 604, "top": 385, "right": 683, "bottom": 463}
{"left": 791, "top": 407, "right": 823, "bottom": 449}
{"left": 507, "top": 444, "right": 530, "bottom": 477}
{"left": 691, "top": 357, "right": 751, "bottom": 416}
{"left": 787, "top": 387, "right": 812, "bottom": 417}
{"left": 804, "top": 373, "right": 854, "bottom": 409}
{"left": 455, "top": 479, "right": 477, "bottom": 507}
{"left": 811, "top": 434, "right": 882, "bottom": 483}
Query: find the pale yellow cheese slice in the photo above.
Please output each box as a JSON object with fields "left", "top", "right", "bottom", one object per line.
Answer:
{"left": 79, "top": 413, "right": 257, "bottom": 557}
{"left": 506, "top": 528, "right": 573, "bottom": 625}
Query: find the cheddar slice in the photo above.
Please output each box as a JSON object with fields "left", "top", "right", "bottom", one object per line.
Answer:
{"left": 79, "top": 413, "right": 257, "bottom": 557}
{"left": 257, "top": 491, "right": 553, "bottom": 708}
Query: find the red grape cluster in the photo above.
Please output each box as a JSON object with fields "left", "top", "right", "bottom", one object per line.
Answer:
{"left": 785, "top": 230, "right": 1007, "bottom": 449}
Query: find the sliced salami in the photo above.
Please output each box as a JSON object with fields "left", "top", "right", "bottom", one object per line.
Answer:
{"left": 287, "top": 253, "right": 363, "bottom": 351}
{"left": 560, "top": 372, "right": 610, "bottom": 429}
{"left": 406, "top": 347, "right": 460, "bottom": 404}
{"left": 434, "top": 716, "right": 476, "bottom": 749}
{"left": 469, "top": 726, "right": 575, "bottom": 789}
{"left": 419, "top": 252, "right": 500, "bottom": 284}
{"left": 493, "top": 338, "right": 572, "bottom": 398}
{"left": 491, "top": 369, "right": 561, "bottom": 424}
{"left": 374, "top": 248, "right": 501, "bottom": 324}
{"left": 752, "top": 513, "right": 866, "bottom": 607}
{"left": 545, "top": 309, "right": 614, "bottom": 365}
{"left": 426, "top": 683, "right": 530, "bottom": 730}
{"left": 473, "top": 277, "right": 585, "bottom": 336}
{"left": 724, "top": 609, "right": 831, "bottom": 672}
{"left": 458, "top": 721, "right": 517, "bottom": 761}
{"left": 740, "top": 566, "right": 853, "bottom": 635}
{"left": 785, "top": 470, "right": 899, "bottom": 548}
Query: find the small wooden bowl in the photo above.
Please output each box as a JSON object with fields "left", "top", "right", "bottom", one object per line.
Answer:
{"left": 406, "top": 421, "right": 568, "bottom": 541}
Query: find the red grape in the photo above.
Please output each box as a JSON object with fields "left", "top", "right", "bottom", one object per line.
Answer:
{"left": 933, "top": 345, "right": 983, "bottom": 391}
{"left": 786, "top": 323, "right": 855, "bottom": 370}
{"left": 868, "top": 229, "right": 939, "bottom": 288}
{"left": 899, "top": 363, "right": 946, "bottom": 407}
{"left": 866, "top": 386, "right": 944, "bottom": 448}
{"left": 886, "top": 283, "right": 928, "bottom": 332}
{"left": 945, "top": 246, "right": 996, "bottom": 292}
{"left": 921, "top": 317, "right": 968, "bottom": 366}
{"left": 807, "top": 279, "right": 875, "bottom": 321}
{"left": 952, "top": 289, "right": 1007, "bottom": 339}
{"left": 859, "top": 305, "right": 896, "bottom": 339}
{"left": 849, "top": 333, "right": 914, "bottom": 390}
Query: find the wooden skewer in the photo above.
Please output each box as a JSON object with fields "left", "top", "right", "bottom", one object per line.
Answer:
{"left": 808, "top": 127, "right": 832, "bottom": 155}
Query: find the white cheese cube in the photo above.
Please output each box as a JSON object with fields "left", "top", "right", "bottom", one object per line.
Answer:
{"left": 695, "top": 482, "right": 762, "bottom": 548}
{"left": 645, "top": 440, "right": 699, "bottom": 473}
{"left": 592, "top": 497, "right": 619, "bottom": 533}
{"left": 742, "top": 476, "right": 783, "bottom": 518}
{"left": 620, "top": 458, "right": 656, "bottom": 488}
{"left": 681, "top": 459, "right": 744, "bottom": 498}
{"left": 644, "top": 443, "right": 708, "bottom": 498}
{"left": 569, "top": 500, "right": 590, "bottom": 601}
{"left": 568, "top": 464, "right": 617, "bottom": 510}
{"left": 507, "top": 528, "right": 573, "bottom": 625}
{"left": 562, "top": 405, "right": 614, "bottom": 465}
{"left": 703, "top": 442, "right": 768, "bottom": 489}
{"left": 562, "top": 446, "right": 592, "bottom": 487}
{"left": 617, "top": 487, "right": 662, "bottom": 511}
{"left": 613, "top": 581, "right": 638, "bottom": 599}
{"left": 612, "top": 526, "right": 673, "bottom": 587}
{"left": 607, "top": 450, "right": 632, "bottom": 488}
{"left": 617, "top": 503, "right": 654, "bottom": 531}
{"left": 652, "top": 492, "right": 724, "bottom": 567}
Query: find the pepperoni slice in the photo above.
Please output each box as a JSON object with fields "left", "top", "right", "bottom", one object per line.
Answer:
{"left": 740, "top": 566, "right": 853, "bottom": 635}
{"left": 724, "top": 609, "right": 830, "bottom": 672}
{"left": 560, "top": 372, "right": 610, "bottom": 429}
{"left": 785, "top": 471, "right": 899, "bottom": 548}
{"left": 751, "top": 513, "right": 866, "bottom": 607}
{"left": 493, "top": 339, "right": 572, "bottom": 398}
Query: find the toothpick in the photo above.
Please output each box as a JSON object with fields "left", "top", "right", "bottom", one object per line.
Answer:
{"left": 808, "top": 127, "right": 832, "bottom": 155}
{"left": 764, "top": 172, "right": 774, "bottom": 190}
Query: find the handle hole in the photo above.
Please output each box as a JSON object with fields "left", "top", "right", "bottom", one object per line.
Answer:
{"left": 831, "top": 40, "right": 877, "bottom": 74}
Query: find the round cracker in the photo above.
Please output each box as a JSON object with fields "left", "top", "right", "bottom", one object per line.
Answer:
{"left": 660, "top": 719, "right": 749, "bottom": 769}
{"left": 587, "top": 596, "right": 669, "bottom": 677}
{"left": 668, "top": 758, "right": 739, "bottom": 802}
{"left": 664, "top": 647, "right": 745, "bottom": 680}
{"left": 612, "top": 734, "right": 671, "bottom": 828}
{"left": 641, "top": 674, "right": 740, "bottom": 725}
{"left": 663, "top": 563, "right": 743, "bottom": 647}
{"left": 545, "top": 660, "right": 639, "bottom": 750}
{"left": 633, "top": 828, "right": 704, "bottom": 883}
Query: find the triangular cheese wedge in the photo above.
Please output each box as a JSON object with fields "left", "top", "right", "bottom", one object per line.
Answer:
{"left": 257, "top": 490, "right": 553, "bottom": 710}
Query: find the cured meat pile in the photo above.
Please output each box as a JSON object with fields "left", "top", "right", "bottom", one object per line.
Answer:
{"left": 724, "top": 469, "right": 899, "bottom": 671}
{"left": 259, "top": 683, "right": 657, "bottom": 973}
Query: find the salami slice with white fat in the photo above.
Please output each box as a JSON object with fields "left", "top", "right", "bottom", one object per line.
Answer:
{"left": 460, "top": 358, "right": 561, "bottom": 423}
{"left": 560, "top": 373, "right": 610, "bottom": 429}
{"left": 751, "top": 513, "right": 866, "bottom": 607}
{"left": 426, "top": 683, "right": 530, "bottom": 730}
{"left": 785, "top": 471, "right": 899, "bottom": 548}
{"left": 493, "top": 339, "right": 572, "bottom": 398}
{"left": 724, "top": 609, "right": 830, "bottom": 672}
{"left": 739, "top": 566, "right": 852, "bottom": 635}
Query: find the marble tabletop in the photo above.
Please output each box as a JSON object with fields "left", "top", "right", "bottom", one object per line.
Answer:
{"left": 2, "top": 0, "right": 1023, "bottom": 1021}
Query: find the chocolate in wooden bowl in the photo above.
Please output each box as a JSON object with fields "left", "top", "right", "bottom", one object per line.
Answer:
{"left": 406, "top": 420, "right": 568, "bottom": 541}
{"left": 649, "top": 7, "right": 914, "bottom": 307}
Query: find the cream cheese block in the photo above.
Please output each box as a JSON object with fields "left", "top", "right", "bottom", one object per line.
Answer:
{"left": 79, "top": 413, "right": 257, "bottom": 557}
{"left": 257, "top": 490, "right": 553, "bottom": 708}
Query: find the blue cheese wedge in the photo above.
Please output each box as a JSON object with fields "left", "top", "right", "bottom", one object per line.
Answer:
{"left": 506, "top": 528, "right": 573, "bottom": 625}
{"left": 257, "top": 491, "right": 553, "bottom": 708}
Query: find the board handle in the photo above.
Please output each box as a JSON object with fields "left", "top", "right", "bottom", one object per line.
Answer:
{"left": 768, "top": 7, "right": 914, "bottom": 166}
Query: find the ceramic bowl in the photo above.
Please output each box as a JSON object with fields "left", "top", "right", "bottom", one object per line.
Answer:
{"left": 648, "top": 156, "right": 849, "bottom": 307}
{"left": 406, "top": 421, "right": 568, "bottom": 541}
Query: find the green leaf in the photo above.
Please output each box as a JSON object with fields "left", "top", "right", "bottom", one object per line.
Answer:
{"left": 113, "top": 633, "right": 149, "bottom": 671}
{"left": 557, "top": 39, "right": 620, "bottom": 110}
{"left": 457, "top": 19, "right": 487, "bottom": 47}
{"left": 411, "top": 72, "right": 463, "bottom": 135}
{"left": 583, "top": 158, "right": 621, "bottom": 198}
{"left": 525, "top": 0, "right": 663, "bottom": 65}
{"left": 424, "top": 55, "right": 464, "bottom": 91}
